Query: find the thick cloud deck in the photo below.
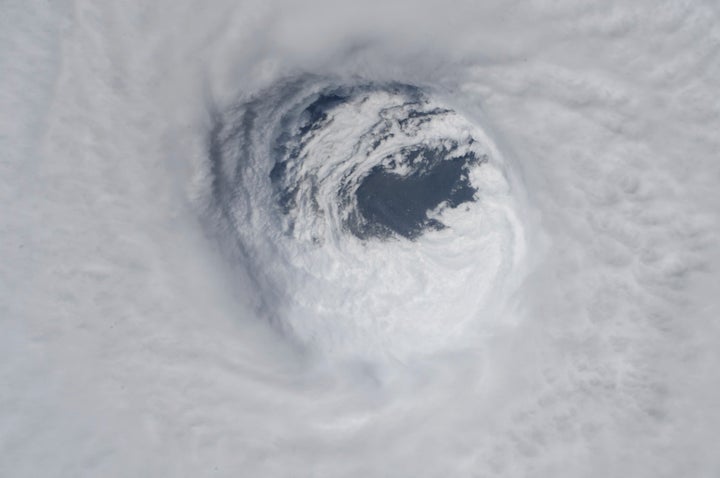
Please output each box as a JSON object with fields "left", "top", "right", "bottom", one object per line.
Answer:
{"left": 4, "top": 2, "right": 720, "bottom": 476}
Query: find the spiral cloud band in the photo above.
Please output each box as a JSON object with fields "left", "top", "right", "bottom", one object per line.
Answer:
{"left": 210, "top": 78, "right": 526, "bottom": 358}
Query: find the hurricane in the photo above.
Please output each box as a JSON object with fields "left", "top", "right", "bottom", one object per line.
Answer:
{"left": 2, "top": 1, "right": 719, "bottom": 477}
{"left": 206, "top": 77, "right": 527, "bottom": 359}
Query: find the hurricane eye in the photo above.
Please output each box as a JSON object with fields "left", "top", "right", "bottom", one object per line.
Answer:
{"left": 209, "top": 78, "right": 526, "bottom": 359}
{"left": 352, "top": 145, "right": 482, "bottom": 240}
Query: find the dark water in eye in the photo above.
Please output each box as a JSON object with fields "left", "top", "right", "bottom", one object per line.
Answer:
{"left": 298, "top": 93, "right": 349, "bottom": 136}
{"left": 354, "top": 149, "right": 479, "bottom": 239}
